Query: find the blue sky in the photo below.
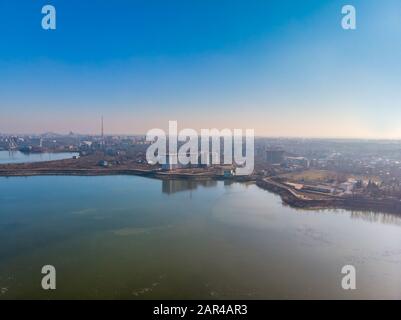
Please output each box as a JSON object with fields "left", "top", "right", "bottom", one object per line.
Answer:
{"left": 1, "top": 0, "right": 401, "bottom": 137}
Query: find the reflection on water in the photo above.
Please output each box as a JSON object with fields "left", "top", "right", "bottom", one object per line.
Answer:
{"left": 0, "top": 176, "right": 401, "bottom": 299}
{"left": 350, "top": 211, "right": 401, "bottom": 226}
{"left": 0, "top": 151, "right": 79, "bottom": 164}
{"left": 162, "top": 179, "right": 217, "bottom": 195}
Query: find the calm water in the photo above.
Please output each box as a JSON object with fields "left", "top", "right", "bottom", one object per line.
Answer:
{"left": 0, "top": 176, "right": 401, "bottom": 299}
{"left": 0, "top": 151, "right": 79, "bottom": 164}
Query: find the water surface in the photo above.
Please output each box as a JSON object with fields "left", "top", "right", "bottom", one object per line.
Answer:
{"left": 0, "top": 151, "right": 79, "bottom": 164}
{"left": 0, "top": 176, "right": 400, "bottom": 299}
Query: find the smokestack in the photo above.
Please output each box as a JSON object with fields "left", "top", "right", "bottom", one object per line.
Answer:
{"left": 101, "top": 115, "right": 104, "bottom": 138}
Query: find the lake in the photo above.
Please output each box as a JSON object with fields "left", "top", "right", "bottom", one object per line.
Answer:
{"left": 0, "top": 151, "right": 79, "bottom": 164}
{"left": 0, "top": 175, "right": 400, "bottom": 299}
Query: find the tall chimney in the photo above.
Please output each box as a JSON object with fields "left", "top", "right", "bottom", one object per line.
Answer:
{"left": 101, "top": 115, "right": 104, "bottom": 138}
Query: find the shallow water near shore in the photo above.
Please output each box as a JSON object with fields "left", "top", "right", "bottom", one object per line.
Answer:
{"left": 0, "top": 151, "right": 79, "bottom": 164}
{"left": 0, "top": 175, "right": 401, "bottom": 299}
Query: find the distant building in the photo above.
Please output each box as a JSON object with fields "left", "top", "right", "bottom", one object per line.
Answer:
{"left": 285, "top": 156, "right": 310, "bottom": 168}
{"left": 161, "top": 154, "right": 185, "bottom": 171}
{"left": 161, "top": 152, "right": 213, "bottom": 170}
{"left": 301, "top": 184, "right": 332, "bottom": 194}
{"left": 338, "top": 180, "right": 357, "bottom": 194}
{"left": 98, "top": 160, "right": 109, "bottom": 167}
{"left": 218, "top": 165, "right": 235, "bottom": 177}
{"left": 197, "top": 151, "right": 214, "bottom": 168}
{"left": 266, "top": 149, "right": 285, "bottom": 165}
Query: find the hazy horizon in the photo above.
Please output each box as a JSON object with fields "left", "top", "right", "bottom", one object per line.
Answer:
{"left": 4, "top": 126, "right": 401, "bottom": 142}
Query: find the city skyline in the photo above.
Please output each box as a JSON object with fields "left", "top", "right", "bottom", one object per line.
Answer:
{"left": 1, "top": 0, "right": 401, "bottom": 138}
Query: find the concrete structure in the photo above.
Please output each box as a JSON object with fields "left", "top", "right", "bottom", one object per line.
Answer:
{"left": 266, "top": 149, "right": 285, "bottom": 165}
{"left": 285, "top": 156, "right": 310, "bottom": 168}
{"left": 161, "top": 154, "right": 185, "bottom": 171}
{"left": 98, "top": 160, "right": 109, "bottom": 167}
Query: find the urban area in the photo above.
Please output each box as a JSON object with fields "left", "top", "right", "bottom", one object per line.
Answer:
{"left": 1, "top": 123, "right": 401, "bottom": 214}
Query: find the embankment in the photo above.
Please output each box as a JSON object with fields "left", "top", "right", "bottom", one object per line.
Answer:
{"left": 257, "top": 178, "right": 401, "bottom": 214}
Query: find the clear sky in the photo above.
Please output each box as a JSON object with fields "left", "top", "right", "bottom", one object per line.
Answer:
{"left": 1, "top": 0, "right": 401, "bottom": 138}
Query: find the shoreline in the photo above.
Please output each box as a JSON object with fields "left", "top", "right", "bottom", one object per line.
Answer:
{"left": 1, "top": 166, "right": 400, "bottom": 215}
{"left": 0, "top": 167, "right": 254, "bottom": 181}
{"left": 256, "top": 178, "right": 401, "bottom": 215}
